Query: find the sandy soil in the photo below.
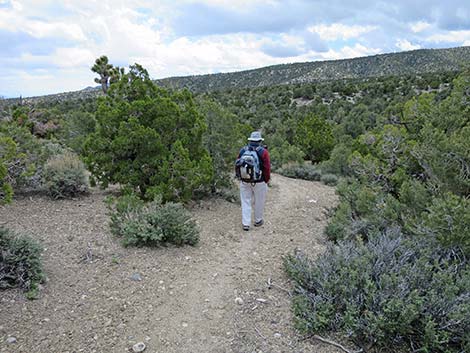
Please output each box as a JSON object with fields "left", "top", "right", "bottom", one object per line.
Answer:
{"left": 0, "top": 174, "right": 341, "bottom": 353}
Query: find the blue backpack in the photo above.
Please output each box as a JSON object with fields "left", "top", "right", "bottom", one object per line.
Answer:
{"left": 236, "top": 146, "right": 263, "bottom": 182}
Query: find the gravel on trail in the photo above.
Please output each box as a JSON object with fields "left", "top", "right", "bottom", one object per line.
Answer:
{"left": 0, "top": 174, "right": 342, "bottom": 353}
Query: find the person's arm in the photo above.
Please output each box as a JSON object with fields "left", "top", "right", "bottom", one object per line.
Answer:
{"left": 261, "top": 149, "right": 271, "bottom": 183}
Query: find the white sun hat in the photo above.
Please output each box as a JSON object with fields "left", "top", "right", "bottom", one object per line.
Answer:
{"left": 247, "top": 131, "right": 264, "bottom": 141}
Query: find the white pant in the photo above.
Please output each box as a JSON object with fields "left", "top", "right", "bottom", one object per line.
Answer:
{"left": 240, "top": 181, "right": 267, "bottom": 227}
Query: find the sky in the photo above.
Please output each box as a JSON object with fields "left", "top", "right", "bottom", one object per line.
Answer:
{"left": 1, "top": 0, "right": 470, "bottom": 98}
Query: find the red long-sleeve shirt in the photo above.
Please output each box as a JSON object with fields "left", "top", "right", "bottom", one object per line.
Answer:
{"left": 237, "top": 143, "right": 271, "bottom": 183}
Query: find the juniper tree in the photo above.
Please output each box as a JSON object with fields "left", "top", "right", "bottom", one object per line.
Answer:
{"left": 295, "top": 114, "right": 334, "bottom": 163}
{"left": 84, "top": 62, "right": 213, "bottom": 202}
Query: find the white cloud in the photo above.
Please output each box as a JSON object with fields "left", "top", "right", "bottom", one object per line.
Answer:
{"left": 141, "top": 34, "right": 287, "bottom": 77}
{"left": 178, "top": 0, "right": 277, "bottom": 11}
{"left": 396, "top": 39, "right": 421, "bottom": 51}
{"left": 410, "top": 21, "right": 431, "bottom": 33}
{"left": 308, "top": 23, "right": 377, "bottom": 41}
{"left": 10, "top": 0, "right": 23, "bottom": 11}
{"left": 315, "top": 44, "right": 382, "bottom": 61}
{"left": 51, "top": 47, "right": 95, "bottom": 68}
{"left": 2, "top": 68, "right": 94, "bottom": 97}
{"left": 426, "top": 30, "right": 470, "bottom": 43}
{"left": 0, "top": 2, "right": 86, "bottom": 41}
{"left": 4, "top": 0, "right": 470, "bottom": 97}
{"left": 27, "top": 21, "right": 86, "bottom": 41}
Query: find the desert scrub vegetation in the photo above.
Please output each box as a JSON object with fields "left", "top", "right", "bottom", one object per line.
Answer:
{"left": 107, "top": 194, "right": 199, "bottom": 247}
{"left": 277, "top": 163, "right": 339, "bottom": 186}
{"left": 285, "top": 232, "right": 470, "bottom": 352}
{"left": 43, "top": 151, "right": 89, "bottom": 199}
{"left": 0, "top": 112, "right": 76, "bottom": 202}
{"left": 277, "top": 164, "right": 322, "bottom": 181}
{"left": 319, "top": 173, "right": 338, "bottom": 186}
{"left": 0, "top": 227, "right": 44, "bottom": 299}
{"left": 0, "top": 122, "right": 40, "bottom": 202}
{"left": 285, "top": 71, "right": 470, "bottom": 352}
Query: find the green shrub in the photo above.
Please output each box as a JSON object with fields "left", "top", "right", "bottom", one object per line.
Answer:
{"left": 295, "top": 114, "right": 334, "bottom": 163}
{"left": 0, "top": 227, "right": 44, "bottom": 297}
{"left": 59, "top": 111, "right": 96, "bottom": 154}
{"left": 285, "top": 232, "right": 470, "bottom": 352}
{"left": 269, "top": 142, "right": 305, "bottom": 171}
{"left": 0, "top": 123, "right": 39, "bottom": 198}
{"left": 319, "top": 142, "right": 353, "bottom": 176}
{"left": 278, "top": 164, "right": 322, "bottom": 181}
{"left": 320, "top": 173, "right": 338, "bottom": 186}
{"left": 325, "top": 179, "right": 403, "bottom": 242}
{"left": 197, "top": 98, "right": 246, "bottom": 191}
{"left": 0, "top": 136, "right": 17, "bottom": 203}
{"left": 108, "top": 194, "right": 199, "bottom": 247}
{"left": 43, "top": 151, "right": 89, "bottom": 199}
{"left": 418, "top": 193, "right": 470, "bottom": 255}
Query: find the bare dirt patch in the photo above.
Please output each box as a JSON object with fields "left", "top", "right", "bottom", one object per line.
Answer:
{"left": 1, "top": 174, "right": 341, "bottom": 353}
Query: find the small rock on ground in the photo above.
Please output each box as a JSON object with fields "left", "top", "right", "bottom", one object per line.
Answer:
{"left": 6, "top": 336, "right": 17, "bottom": 344}
{"left": 130, "top": 273, "right": 142, "bottom": 282}
{"left": 132, "top": 342, "right": 146, "bottom": 352}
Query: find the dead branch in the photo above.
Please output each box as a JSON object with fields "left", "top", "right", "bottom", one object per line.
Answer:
{"left": 267, "top": 277, "right": 292, "bottom": 297}
{"left": 309, "top": 334, "right": 363, "bottom": 353}
{"left": 254, "top": 326, "right": 267, "bottom": 341}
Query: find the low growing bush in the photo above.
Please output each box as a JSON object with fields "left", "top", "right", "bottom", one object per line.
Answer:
{"left": 108, "top": 194, "right": 199, "bottom": 247}
{"left": 43, "top": 151, "right": 89, "bottom": 199}
{"left": 417, "top": 193, "right": 470, "bottom": 255}
{"left": 320, "top": 173, "right": 339, "bottom": 186}
{"left": 269, "top": 142, "right": 305, "bottom": 171}
{"left": 278, "top": 164, "right": 322, "bottom": 181}
{"left": 285, "top": 231, "right": 470, "bottom": 352}
{"left": 0, "top": 227, "right": 44, "bottom": 297}
{"left": 325, "top": 179, "right": 402, "bottom": 242}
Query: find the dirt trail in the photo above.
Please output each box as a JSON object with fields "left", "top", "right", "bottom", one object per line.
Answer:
{"left": 0, "top": 174, "right": 340, "bottom": 353}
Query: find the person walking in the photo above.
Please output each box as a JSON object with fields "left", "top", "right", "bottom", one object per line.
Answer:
{"left": 235, "top": 131, "right": 271, "bottom": 231}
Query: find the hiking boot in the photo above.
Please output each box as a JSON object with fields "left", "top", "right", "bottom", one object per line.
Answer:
{"left": 243, "top": 225, "right": 250, "bottom": 231}
{"left": 254, "top": 219, "right": 264, "bottom": 227}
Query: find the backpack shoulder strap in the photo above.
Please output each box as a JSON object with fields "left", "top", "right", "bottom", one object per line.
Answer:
{"left": 254, "top": 146, "right": 264, "bottom": 170}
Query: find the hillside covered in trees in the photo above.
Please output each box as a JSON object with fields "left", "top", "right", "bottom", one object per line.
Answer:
{"left": 157, "top": 46, "right": 470, "bottom": 92}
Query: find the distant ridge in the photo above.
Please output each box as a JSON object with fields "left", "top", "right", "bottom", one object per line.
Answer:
{"left": 2, "top": 46, "right": 470, "bottom": 106}
{"left": 156, "top": 46, "right": 470, "bottom": 92}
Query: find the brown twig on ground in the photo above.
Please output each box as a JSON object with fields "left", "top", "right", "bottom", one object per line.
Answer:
{"left": 254, "top": 326, "right": 267, "bottom": 341}
{"left": 307, "top": 334, "right": 363, "bottom": 353}
{"left": 267, "top": 277, "right": 292, "bottom": 297}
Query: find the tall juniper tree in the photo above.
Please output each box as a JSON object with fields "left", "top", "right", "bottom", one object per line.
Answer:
{"left": 84, "top": 59, "right": 213, "bottom": 202}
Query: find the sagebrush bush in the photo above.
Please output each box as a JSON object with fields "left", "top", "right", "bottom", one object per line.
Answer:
{"left": 278, "top": 164, "right": 322, "bottom": 181}
{"left": 320, "top": 173, "right": 338, "bottom": 186}
{"left": 285, "top": 231, "right": 470, "bottom": 352}
{"left": 108, "top": 194, "right": 199, "bottom": 247}
{"left": 0, "top": 227, "right": 44, "bottom": 297}
{"left": 43, "top": 151, "right": 89, "bottom": 198}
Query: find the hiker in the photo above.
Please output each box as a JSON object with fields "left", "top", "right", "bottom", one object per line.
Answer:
{"left": 235, "top": 131, "right": 271, "bottom": 231}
